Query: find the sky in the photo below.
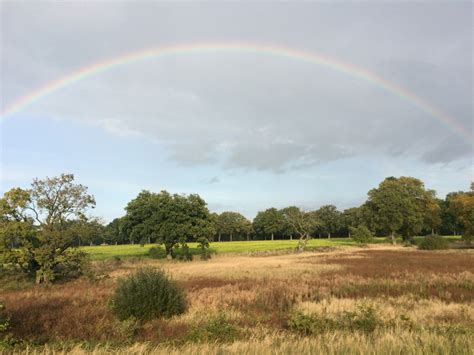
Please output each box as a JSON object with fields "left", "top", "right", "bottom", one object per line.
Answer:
{"left": 1, "top": 1, "right": 472, "bottom": 221}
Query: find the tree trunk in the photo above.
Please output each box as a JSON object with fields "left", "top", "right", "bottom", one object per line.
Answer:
{"left": 328, "top": 232, "right": 331, "bottom": 239}
{"left": 271, "top": 233, "right": 274, "bottom": 241}
{"left": 218, "top": 233, "right": 221, "bottom": 242}
{"left": 319, "top": 233, "right": 321, "bottom": 239}
{"left": 290, "top": 234, "right": 293, "bottom": 241}
{"left": 230, "top": 233, "right": 233, "bottom": 242}
{"left": 247, "top": 233, "right": 249, "bottom": 241}
{"left": 390, "top": 231, "right": 396, "bottom": 245}
{"left": 165, "top": 244, "right": 173, "bottom": 260}
{"left": 431, "top": 228, "right": 434, "bottom": 236}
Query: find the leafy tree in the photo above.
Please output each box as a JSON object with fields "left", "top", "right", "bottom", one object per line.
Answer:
{"left": 366, "top": 176, "right": 436, "bottom": 244}
{"left": 253, "top": 208, "right": 283, "bottom": 240}
{"left": 441, "top": 192, "right": 464, "bottom": 235}
{"left": 424, "top": 195, "right": 442, "bottom": 235}
{"left": 105, "top": 217, "right": 128, "bottom": 245}
{"left": 281, "top": 206, "right": 319, "bottom": 251}
{"left": 315, "top": 205, "right": 342, "bottom": 238}
{"left": 342, "top": 207, "right": 365, "bottom": 237}
{"left": 448, "top": 182, "right": 474, "bottom": 244}
{"left": 215, "top": 212, "right": 251, "bottom": 241}
{"left": 0, "top": 174, "right": 96, "bottom": 284}
{"left": 122, "top": 190, "right": 214, "bottom": 257}
{"left": 349, "top": 225, "right": 374, "bottom": 245}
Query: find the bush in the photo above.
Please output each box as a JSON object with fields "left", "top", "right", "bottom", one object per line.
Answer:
{"left": 418, "top": 235, "right": 449, "bottom": 250}
{"left": 53, "top": 249, "right": 91, "bottom": 281}
{"left": 0, "top": 303, "right": 8, "bottom": 333}
{"left": 196, "top": 237, "right": 212, "bottom": 260}
{"left": 349, "top": 226, "right": 374, "bottom": 245}
{"left": 187, "top": 312, "right": 239, "bottom": 343}
{"left": 110, "top": 268, "right": 186, "bottom": 321}
{"left": 288, "top": 304, "right": 381, "bottom": 335}
{"left": 148, "top": 246, "right": 164, "bottom": 259}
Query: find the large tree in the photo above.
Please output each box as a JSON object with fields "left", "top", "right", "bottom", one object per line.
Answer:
{"left": 366, "top": 176, "right": 437, "bottom": 244}
{"left": 122, "top": 190, "right": 214, "bottom": 257}
{"left": 0, "top": 174, "right": 96, "bottom": 283}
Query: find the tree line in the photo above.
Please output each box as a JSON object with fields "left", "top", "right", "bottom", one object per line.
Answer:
{"left": 103, "top": 176, "right": 473, "bottom": 246}
{"left": 1, "top": 173, "right": 472, "bottom": 283}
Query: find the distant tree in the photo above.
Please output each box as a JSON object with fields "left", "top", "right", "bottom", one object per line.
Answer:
{"left": 282, "top": 206, "right": 319, "bottom": 251}
{"left": 122, "top": 190, "right": 214, "bottom": 257}
{"left": 315, "top": 205, "right": 342, "bottom": 238}
{"left": 349, "top": 225, "right": 374, "bottom": 245}
{"left": 448, "top": 182, "right": 474, "bottom": 244}
{"left": 441, "top": 192, "right": 464, "bottom": 235}
{"left": 366, "top": 176, "right": 436, "bottom": 244}
{"left": 253, "top": 208, "right": 283, "bottom": 240}
{"left": 342, "top": 207, "right": 365, "bottom": 237}
{"left": 214, "top": 212, "right": 250, "bottom": 241}
{"left": 424, "top": 195, "right": 442, "bottom": 235}
{"left": 0, "top": 174, "right": 96, "bottom": 284}
{"left": 105, "top": 217, "right": 128, "bottom": 245}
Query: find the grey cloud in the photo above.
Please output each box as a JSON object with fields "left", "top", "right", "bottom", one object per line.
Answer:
{"left": 2, "top": 2, "right": 472, "bottom": 171}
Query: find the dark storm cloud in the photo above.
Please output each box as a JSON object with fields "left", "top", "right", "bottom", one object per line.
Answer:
{"left": 1, "top": 2, "right": 472, "bottom": 171}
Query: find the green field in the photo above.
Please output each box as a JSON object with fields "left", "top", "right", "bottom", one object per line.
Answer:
{"left": 81, "top": 236, "right": 462, "bottom": 260}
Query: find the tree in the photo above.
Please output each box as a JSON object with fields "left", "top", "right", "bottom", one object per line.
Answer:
{"left": 0, "top": 174, "right": 96, "bottom": 284}
{"left": 105, "top": 217, "right": 128, "bottom": 245}
{"left": 122, "top": 190, "right": 214, "bottom": 257}
{"left": 214, "top": 212, "right": 251, "bottom": 241}
{"left": 252, "top": 208, "right": 283, "bottom": 240}
{"left": 315, "top": 205, "right": 342, "bottom": 238}
{"left": 424, "top": 195, "right": 442, "bottom": 235}
{"left": 366, "top": 176, "right": 436, "bottom": 244}
{"left": 448, "top": 182, "right": 474, "bottom": 244}
{"left": 281, "top": 206, "right": 319, "bottom": 251}
{"left": 349, "top": 225, "right": 374, "bottom": 245}
{"left": 342, "top": 207, "right": 365, "bottom": 237}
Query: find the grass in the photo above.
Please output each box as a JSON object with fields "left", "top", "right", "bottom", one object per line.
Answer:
{"left": 82, "top": 236, "right": 463, "bottom": 261}
{"left": 2, "top": 244, "right": 472, "bottom": 353}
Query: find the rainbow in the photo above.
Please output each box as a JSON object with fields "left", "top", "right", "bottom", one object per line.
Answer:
{"left": 1, "top": 41, "right": 472, "bottom": 143}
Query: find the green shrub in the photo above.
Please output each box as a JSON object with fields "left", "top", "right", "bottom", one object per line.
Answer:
{"left": 196, "top": 237, "right": 212, "bottom": 261}
{"left": 0, "top": 303, "right": 8, "bottom": 333}
{"left": 53, "top": 249, "right": 91, "bottom": 281}
{"left": 175, "top": 243, "right": 193, "bottom": 261}
{"left": 349, "top": 226, "right": 374, "bottom": 245}
{"left": 148, "top": 246, "right": 164, "bottom": 259}
{"left": 288, "top": 304, "right": 381, "bottom": 335}
{"left": 418, "top": 235, "right": 449, "bottom": 250}
{"left": 187, "top": 312, "right": 239, "bottom": 343}
{"left": 110, "top": 268, "right": 186, "bottom": 321}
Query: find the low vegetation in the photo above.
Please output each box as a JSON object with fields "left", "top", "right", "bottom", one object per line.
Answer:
{"left": 1, "top": 246, "right": 472, "bottom": 353}
{"left": 110, "top": 268, "right": 186, "bottom": 321}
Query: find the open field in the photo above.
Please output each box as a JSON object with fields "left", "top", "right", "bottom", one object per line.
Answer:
{"left": 1, "top": 245, "right": 473, "bottom": 353}
{"left": 82, "top": 236, "right": 462, "bottom": 260}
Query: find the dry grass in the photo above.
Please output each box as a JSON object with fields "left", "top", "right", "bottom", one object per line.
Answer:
{"left": 1, "top": 246, "right": 473, "bottom": 353}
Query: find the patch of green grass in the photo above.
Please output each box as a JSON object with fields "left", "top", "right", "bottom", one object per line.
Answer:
{"left": 81, "top": 236, "right": 461, "bottom": 261}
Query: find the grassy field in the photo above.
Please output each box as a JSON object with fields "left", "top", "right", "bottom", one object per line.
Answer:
{"left": 82, "top": 236, "right": 462, "bottom": 260}
{"left": 1, "top": 244, "right": 472, "bottom": 354}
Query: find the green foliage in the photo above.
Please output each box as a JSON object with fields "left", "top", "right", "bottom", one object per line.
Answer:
{"left": 253, "top": 208, "right": 284, "bottom": 240}
{"left": 367, "top": 176, "right": 439, "bottom": 243}
{"left": 196, "top": 237, "right": 212, "bottom": 260}
{"left": 175, "top": 243, "right": 193, "bottom": 261}
{"left": 110, "top": 268, "right": 186, "bottom": 321}
{"left": 0, "top": 174, "right": 96, "bottom": 284}
{"left": 314, "top": 205, "right": 342, "bottom": 238}
{"left": 288, "top": 304, "right": 381, "bottom": 335}
{"left": 418, "top": 235, "right": 449, "bottom": 250}
{"left": 148, "top": 246, "right": 164, "bottom": 259}
{"left": 187, "top": 312, "right": 239, "bottom": 343}
{"left": 349, "top": 226, "right": 374, "bottom": 245}
{"left": 121, "top": 190, "right": 214, "bottom": 257}
{"left": 215, "top": 212, "right": 252, "bottom": 241}
{"left": 0, "top": 303, "right": 9, "bottom": 333}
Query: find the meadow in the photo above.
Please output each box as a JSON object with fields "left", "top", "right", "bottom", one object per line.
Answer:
{"left": 1, "top": 240, "right": 473, "bottom": 354}
{"left": 81, "top": 236, "right": 461, "bottom": 260}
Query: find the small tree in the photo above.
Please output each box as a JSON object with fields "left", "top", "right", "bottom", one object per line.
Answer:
{"left": 282, "top": 207, "right": 319, "bottom": 251}
{"left": 349, "top": 226, "right": 374, "bottom": 246}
